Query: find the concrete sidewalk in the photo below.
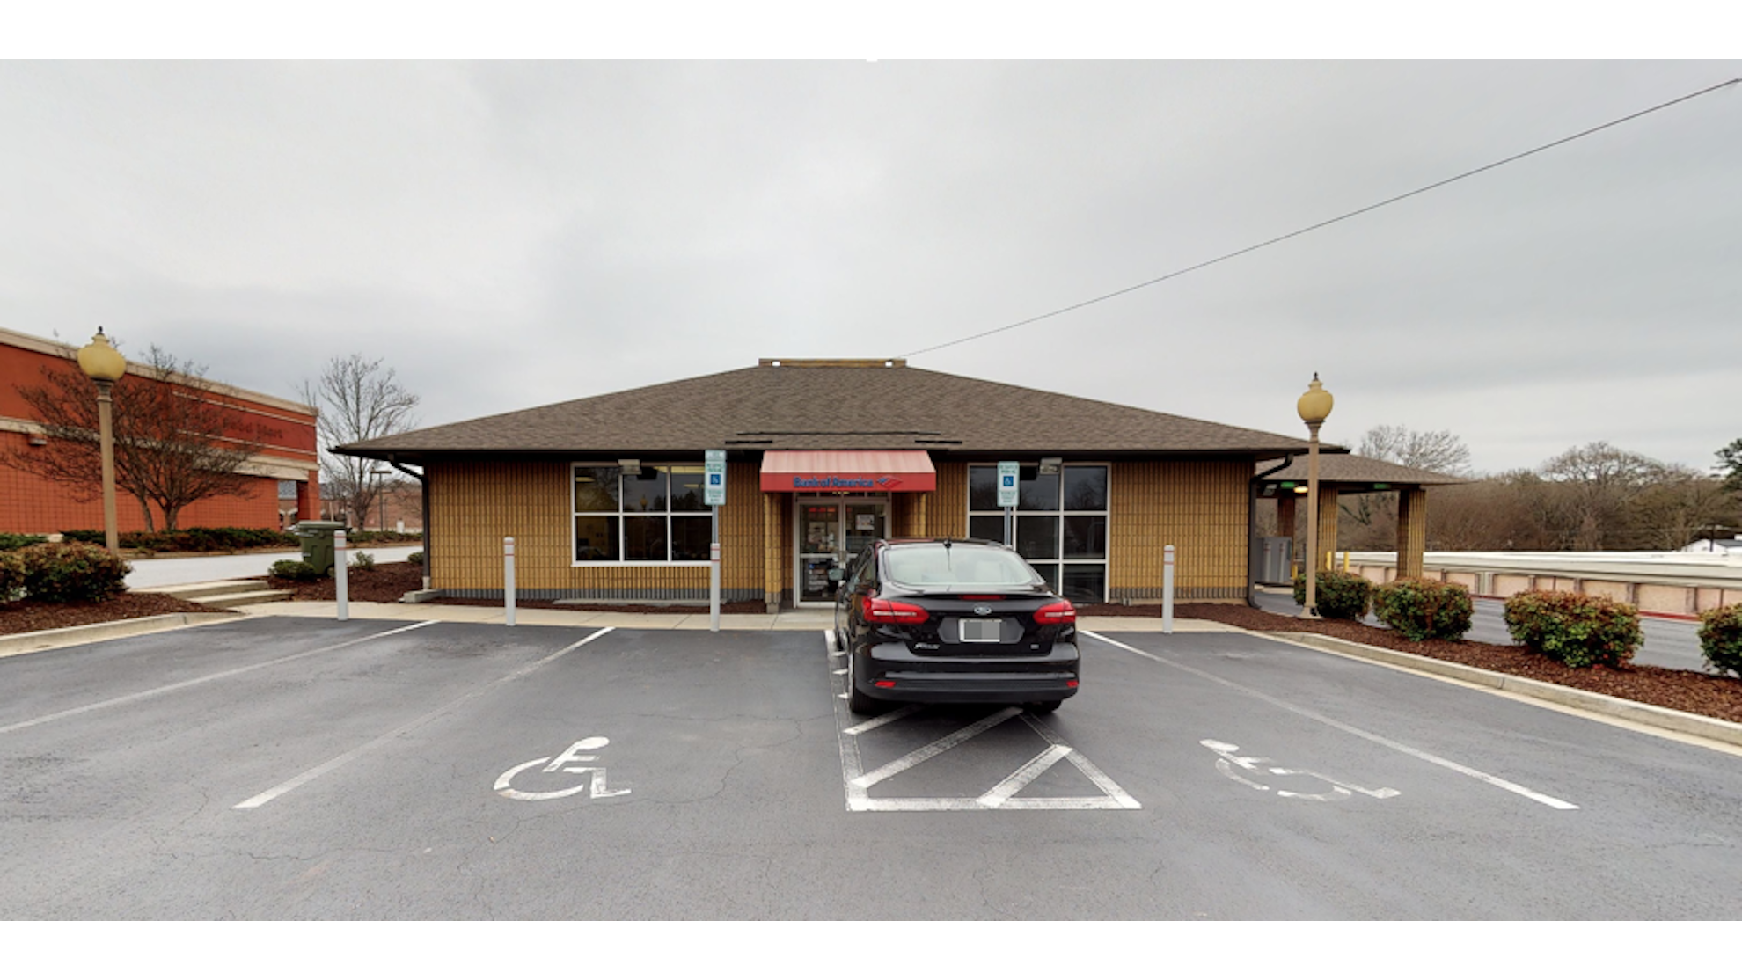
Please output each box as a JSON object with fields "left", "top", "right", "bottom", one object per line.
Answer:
{"left": 236, "top": 600, "right": 1243, "bottom": 633}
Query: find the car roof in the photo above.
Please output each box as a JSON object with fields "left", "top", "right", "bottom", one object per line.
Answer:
{"left": 880, "top": 537, "right": 1005, "bottom": 548}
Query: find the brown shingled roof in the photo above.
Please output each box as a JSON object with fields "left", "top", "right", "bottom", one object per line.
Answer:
{"left": 1258, "top": 453, "right": 1469, "bottom": 487}
{"left": 337, "top": 360, "right": 1325, "bottom": 461}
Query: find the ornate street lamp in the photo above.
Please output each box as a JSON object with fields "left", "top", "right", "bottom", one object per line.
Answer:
{"left": 1296, "top": 372, "right": 1334, "bottom": 617}
{"left": 76, "top": 327, "right": 127, "bottom": 554}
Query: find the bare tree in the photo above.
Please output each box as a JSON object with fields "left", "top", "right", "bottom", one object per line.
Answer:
{"left": 300, "top": 355, "right": 420, "bottom": 527}
{"left": 1717, "top": 437, "right": 1742, "bottom": 495}
{"left": 1539, "top": 442, "right": 1658, "bottom": 550}
{"left": 1357, "top": 424, "right": 1474, "bottom": 475}
{"left": 6, "top": 344, "right": 265, "bottom": 531}
{"left": 1340, "top": 424, "right": 1476, "bottom": 547}
{"left": 1630, "top": 465, "right": 1740, "bottom": 550}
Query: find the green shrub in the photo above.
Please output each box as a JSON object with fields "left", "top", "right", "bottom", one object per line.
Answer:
{"left": 61, "top": 527, "right": 301, "bottom": 553}
{"left": 1373, "top": 578, "right": 1474, "bottom": 641}
{"left": 0, "top": 551, "right": 25, "bottom": 602}
{"left": 17, "top": 542, "right": 130, "bottom": 603}
{"left": 0, "top": 533, "right": 48, "bottom": 552}
{"left": 1292, "top": 568, "right": 1372, "bottom": 620}
{"left": 269, "top": 559, "right": 325, "bottom": 581}
{"left": 406, "top": 551, "right": 423, "bottom": 566}
{"left": 1503, "top": 590, "right": 1642, "bottom": 668}
{"left": 1698, "top": 604, "right": 1742, "bottom": 677}
{"left": 350, "top": 551, "right": 376, "bottom": 571}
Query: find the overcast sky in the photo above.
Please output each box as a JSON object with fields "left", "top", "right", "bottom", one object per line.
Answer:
{"left": 3, "top": 54, "right": 1738, "bottom": 475}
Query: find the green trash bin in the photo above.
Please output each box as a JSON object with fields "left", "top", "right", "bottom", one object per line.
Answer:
{"left": 291, "top": 520, "right": 349, "bottom": 575}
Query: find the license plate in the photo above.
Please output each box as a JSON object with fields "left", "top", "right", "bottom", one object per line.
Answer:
{"left": 960, "top": 618, "right": 1002, "bottom": 643}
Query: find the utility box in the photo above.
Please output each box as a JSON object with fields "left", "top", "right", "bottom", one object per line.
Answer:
{"left": 1259, "top": 536, "right": 1293, "bottom": 586}
{"left": 291, "top": 520, "right": 349, "bottom": 575}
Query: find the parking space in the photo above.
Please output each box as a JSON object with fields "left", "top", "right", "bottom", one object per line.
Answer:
{"left": 824, "top": 630, "right": 1139, "bottom": 811}
{"left": 5, "top": 616, "right": 1742, "bottom": 918}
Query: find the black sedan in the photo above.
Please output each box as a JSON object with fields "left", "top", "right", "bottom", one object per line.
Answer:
{"left": 832, "top": 538, "right": 1080, "bottom": 714}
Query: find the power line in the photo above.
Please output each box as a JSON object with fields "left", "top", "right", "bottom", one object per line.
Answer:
{"left": 901, "top": 75, "right": 1742, "bottom": 360}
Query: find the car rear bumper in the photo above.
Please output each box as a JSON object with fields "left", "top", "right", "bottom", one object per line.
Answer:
{"left": 854, "top": 641, "right": 1080, "bottom": 704}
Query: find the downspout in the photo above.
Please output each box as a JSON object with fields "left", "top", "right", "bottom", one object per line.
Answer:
{"left": 1249, "top": 455, "right": 1297, "bottom": 608}
{"left": 388, "top": 457, "right": 428, "bottom": 591}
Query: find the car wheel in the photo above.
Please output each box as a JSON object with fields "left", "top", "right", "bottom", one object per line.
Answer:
{"left": 1028, "top": 700, "right": 1062, "bottom": 715}
{"left": 845, "top": 647, "right": 879, "bottom": 715}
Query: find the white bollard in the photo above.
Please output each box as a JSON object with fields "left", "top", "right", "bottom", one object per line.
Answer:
{"left": 1162, "top": 544, "right": 1175, "bottom": 634}
{"left": 710, "top": 540, "right": 721, "bottom": 633}
{"left": 504, "top": 536, "right": 516, "bottom": 627}
{"left": 335, "top": 529, "right": 349, "bottom": 622}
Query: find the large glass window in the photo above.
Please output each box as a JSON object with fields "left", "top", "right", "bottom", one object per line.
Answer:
{"left": 574, "top": 464, "right": 710, "bottom": 563}
{"left": 967, "top": 463, "right": 1109, "bottom": 603}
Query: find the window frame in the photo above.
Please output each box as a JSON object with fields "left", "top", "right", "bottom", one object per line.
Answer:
{"left": 966, "top": 462, "right": 1110, "bottom": 603}
{"left": 572, "top": 462, "right": 713, "bottom": 567}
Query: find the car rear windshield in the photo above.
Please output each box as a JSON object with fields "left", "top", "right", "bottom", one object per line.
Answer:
{"left": 884, "top": 544, "right": 1042, "bottom": 589}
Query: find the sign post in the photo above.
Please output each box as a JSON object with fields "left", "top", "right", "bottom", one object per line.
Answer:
{"left": 706, "top": 450, "right": 727, "bottom": 632}
{"left": 997, "top": 461, "right": 1019, "bottom": 548}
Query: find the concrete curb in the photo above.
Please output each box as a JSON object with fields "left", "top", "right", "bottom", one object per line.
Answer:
{"left": 1272, "top": 631, "right": 1742, "bottom": 750}
{"left": 0, "top": 612, "right": 237, "bottom": 659}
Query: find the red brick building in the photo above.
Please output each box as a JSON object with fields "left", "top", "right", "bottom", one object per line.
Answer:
{"left": 1, "top": 326, "right": 321, "bottom": 535}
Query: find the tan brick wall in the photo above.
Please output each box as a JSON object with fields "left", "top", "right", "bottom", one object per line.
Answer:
{"left": 429, "top": 460, "right": 765, "bottom": 600}
{"left": 428, "top": 457, "right": 1260, "bottom": 603}
{"left": 1108, "top": 460, "right": 1250, "bottom": 601}
{"left": 930, "top": 463, "right": 968, "bottom": 538}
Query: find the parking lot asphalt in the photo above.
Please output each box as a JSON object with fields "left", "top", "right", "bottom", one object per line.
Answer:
{"left": 4, "top": 616, "right": 1742, "bottom": 919}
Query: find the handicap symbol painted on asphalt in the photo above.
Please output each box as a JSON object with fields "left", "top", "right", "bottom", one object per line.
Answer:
{"left": 1202, "top": 739, "right": 1399, "bottom": 803}
{"left": 496, "top": 737, "right": 632, "bottom": 802}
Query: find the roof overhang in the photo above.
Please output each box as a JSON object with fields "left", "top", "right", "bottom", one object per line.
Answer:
{"left": 760, "top": 450, "right": 936, "bottom": 493}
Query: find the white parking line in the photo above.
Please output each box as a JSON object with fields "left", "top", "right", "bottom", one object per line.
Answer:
{"left": 842, "top": 704, "right": 922, "bottom": 736}
{"left": 978, "top": 744, "right": 1072, "bottom": 807}
{"left": 234, "top": 626, "right": 616, "bottom": 810}
{"left": 0, "top": 620, "right": 439, "bottom": 737}
{"left": 1082, "top": 630, "right": 1578, "bottom": 810}
{"left": 1020, "top": 712, "right": 1142, "bottom": 808}
{"left": 851, "top": 708, "right": 1021, "bottom": 788}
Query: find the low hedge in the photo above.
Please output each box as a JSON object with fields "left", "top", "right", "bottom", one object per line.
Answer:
{"left": 1502, "top": 590, "right": 1642, "bottom": 668}
{"left": 62, "top": 527, "right": 300, "bottom": 552}
{"left": 269, "top": 559, "right": 326, "bottom": 581}
{"left": 1292, "top": 568, "right": 1373, "bottom": 620}
{"left": 15, "top": 542, "right": 131, "bottom": 603}
{"left": 1698, "top": 604, "right": 1742, "bottom": 678}
{"left": 348, "top": 530, "right": 421, "bottom": 545}
{"left": 1373, "top": 577, "right": 1474, "bottom": 641}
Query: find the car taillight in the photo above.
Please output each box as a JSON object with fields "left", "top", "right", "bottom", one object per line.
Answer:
{"left": 865, "top": 597, "right": 929, "bottom": 624}
{"left": 1034, "top": 600, "right": 1076, "bottom": 625}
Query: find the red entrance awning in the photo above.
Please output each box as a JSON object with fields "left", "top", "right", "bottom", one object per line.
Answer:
{"left": 760, "top": 450, "right": 936, "bottom": 493}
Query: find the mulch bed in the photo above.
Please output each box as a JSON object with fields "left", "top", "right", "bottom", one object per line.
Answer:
{"left": 1077, "top": 601, "right": 1742, "bottom": 726}
{"left": 265, "top": 560, "right": 428, "bottom": 604}
{"left": 0, "top": 592, "right": 229, "bottom": 636}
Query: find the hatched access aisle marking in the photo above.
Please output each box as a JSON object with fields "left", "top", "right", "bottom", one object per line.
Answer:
{"left": 825, "top": 630, "right": 1140, "bottom": 812}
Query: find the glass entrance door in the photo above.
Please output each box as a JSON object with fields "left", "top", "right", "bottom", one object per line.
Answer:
{"left": 796, "top": 497, "right": 889, "bottom": 605}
